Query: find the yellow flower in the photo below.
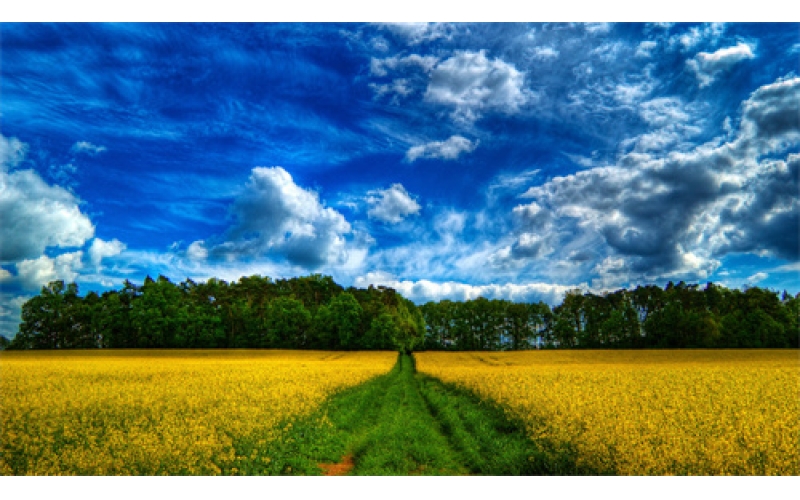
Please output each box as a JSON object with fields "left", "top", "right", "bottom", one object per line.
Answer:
{"left": 416, "top": 349, "right": 799, "bottom": 476}
{"left": 1, "top": 349, "right": 396, "bottom": 475}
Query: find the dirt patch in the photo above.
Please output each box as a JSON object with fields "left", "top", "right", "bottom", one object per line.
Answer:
{"left": 318, "top": 454, "right": 355, "bottom": 476}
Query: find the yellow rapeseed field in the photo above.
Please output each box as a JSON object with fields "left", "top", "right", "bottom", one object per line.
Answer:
{"left": 415, "top": 349, "right": 799, "bottom": 475}
{"left": 0, "top": 349, "right": 396, "bottom": 475}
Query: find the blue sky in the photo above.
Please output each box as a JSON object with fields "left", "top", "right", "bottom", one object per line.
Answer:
{"left": 1, "top": 21, "right": 799, "bottom": 337}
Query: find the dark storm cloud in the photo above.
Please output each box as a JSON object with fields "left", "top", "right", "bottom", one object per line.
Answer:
{"left": 738, "top": 76, "right": 800, "bottom": 151}
{"left": 716, "top": 154, "right": 799, "bottom": 260}
{"left": 512, "top": 76, "right": 800, "bottom": 284}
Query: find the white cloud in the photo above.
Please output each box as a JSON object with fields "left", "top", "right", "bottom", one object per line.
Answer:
{"left": 354, "top": 272, "right": 580, "bottom": 306}
{"left": 370, "top": 54, "right": 438, "bottom": 77}
{"left": 88, "top": 238, "right": 126, "bottom": 266}
{"left": 622, "top": 97, "right": 705, "bottom": 153}
{"left": 669, "top": 23, "right": 725, "bottom": 51}
{"left": 747, "top": 271, "right": 768, "bottom": 283}
{"left": 433, "top": 210, "right": 467, "bottom": 240}
{"left": 186, "top": 240, "right": 208, "bottom": 261}
{"left": 379, "top": 23, "right": 453, "bottom": 45}
{"left": 590, "top": 41, "right": 626, "bottom": 62}
{"left": 638, "top": 97, "right": 690, "bottom": 127}
{"left": 370, "top": 36, "right": 389, "bottom": 52}
{"left": 531, "top": 46, "right": 559, "bottom": 61}
{"left": 15, "top": 252, "right": 84, "bottom": 289}
{"left": 212, "top": 166, "right": 353, "bottom": 268}
{"left": 584, "top": 23, "right": 612, "bottom": 35}
{"left": 366, "top": 183, "right": 421, "bottom": 224}
{"left": 487, "top": 169, "right": 542, "bottom": 200}
{"left": 0, "top": 136, "right": 95, "bottom": 263}
{"left": 405, "top": 135, "right": 477, "bottom": 162}
{"left": 687, "top": 42, "right": 755, "bottom": 88}
{"left": 369, "top": 79, "right": 414, "bottom": 100}
{"left": 424, "top": 50, "right": 532, "bottom": 123}
{"left": 635, "top": 41, "right": 658, "bottom": 58}
{"left": 71, "top": 141, "right": 107, "bottom": 156}
{"left": 565, "top": 154, "right": 597, "bottom": 168}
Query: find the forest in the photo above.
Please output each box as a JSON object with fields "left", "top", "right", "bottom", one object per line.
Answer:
{"left": 4, "top": 275, "right": 798, "bottom": 351}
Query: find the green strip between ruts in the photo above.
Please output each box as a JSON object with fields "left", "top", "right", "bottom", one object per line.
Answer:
{"left": 224, "top": 354, "right": 600, "bottom": 475}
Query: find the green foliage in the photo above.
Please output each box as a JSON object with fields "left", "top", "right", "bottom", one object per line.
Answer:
{"left": 364, "top": 313, "right": 398, "bottom": 350}
{"left": 239, "top": 355, "right": 582, "bottom": 475}
{"left": 8, "top": 275, "right": 797, "bottom": 351}
{"left": 419, "top": 281, "right": 798, "bottom": 350}
{"left": 328, "top": 292, "right": 362, "bottom": 349}
{"left": 266, "top": 297, "right": 311, "bottom": 348}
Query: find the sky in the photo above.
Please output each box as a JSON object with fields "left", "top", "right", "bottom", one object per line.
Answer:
{"left": 1, "top": 20, "right": 799, "bottom": 338}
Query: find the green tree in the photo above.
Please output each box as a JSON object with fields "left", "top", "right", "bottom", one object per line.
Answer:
{"left": 266, "top": 297, "right": 312, "bottom": 348}
{"left": 310, "top": 304, "right": 336, "bottom": 349}
{"left": 363, "top": 312, "right": 398, "bottom": 350}
{"left": 328, "top": 292, "right": 363, "bottom": 349}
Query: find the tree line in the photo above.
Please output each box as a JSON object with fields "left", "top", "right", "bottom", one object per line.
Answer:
{"left": 4, "top": 276, "right": 798, "bottom": 351}
{"left": 420, "top": 282, "right": 799, "bottom": 350}
{"left": 7, "top": 274, "right": 425, "bottom": 352}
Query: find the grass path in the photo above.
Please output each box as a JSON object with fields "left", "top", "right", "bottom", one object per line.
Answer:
{"left": 234, "top": 354, "right": 593, "bottom": 475}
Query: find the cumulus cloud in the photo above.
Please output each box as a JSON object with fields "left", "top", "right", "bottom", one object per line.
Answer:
{"left": 212, "top": 167, "right": 353, "bottom": 268}
{"left": 0, "top": 137, "right": 95, "bottom": 263}
{"left": 88, "top": 238, "right": 126, "bottom": 266}
{"left": 15, "top": 252, "right": 84, "bottom": 290}
{"left": 509, "top": 76, "right": 800, "bottom": 286}
{"left": 424, "top": 50, "right": 532, "bottom": 123}
{"left": 366, "top": 184, "right": 421, "bottom": 224}
{"left": 70, "top": 141, "right": 107, "bottom": 156}
{"left": 687, "top": 42, "right": 755, "bottom": 88}
{"left": 489, "top": 201, "right": 556, "bottom": 267}
{"left": 354, "top": 271, "right": 579, "bottom": 306}
{"left": 735, "top": 76, "right": 800, "bottom": 153}
{"left": 186, "top": 240, "right": 208, "bottom": 261}
{"left": 405, "top": 135, "right": 477, "bottom": 162}
{"left": 712, "top": 154, "right": 799, "bottom": 260}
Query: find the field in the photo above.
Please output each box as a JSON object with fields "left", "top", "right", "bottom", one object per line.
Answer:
{"left": 0, "top": 349, "right": 396, "bottom": 475}
{"left": 415, "top": 349, "right": 800, "bottom": 475}
{"left": 2, "top": 349, "right": 797, "bottom": 475}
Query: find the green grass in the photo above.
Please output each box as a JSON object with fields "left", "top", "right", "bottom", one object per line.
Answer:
{"left": 227, "top": 354, "right": 598, "bottom": 475}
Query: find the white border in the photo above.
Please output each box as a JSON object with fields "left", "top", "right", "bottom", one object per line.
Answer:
{"left": 0, "top": 2, "right": 795, "bottom": 22}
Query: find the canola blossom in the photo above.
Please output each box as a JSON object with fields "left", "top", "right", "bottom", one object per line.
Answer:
{"left": 415, "top": 350, "right": 799, "bottom": 475}
{"left": 0, "top": 349, "right": 396, "bottom": 475}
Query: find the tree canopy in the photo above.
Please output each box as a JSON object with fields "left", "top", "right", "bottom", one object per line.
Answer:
{"left": 5, "top": 276, "right": 798, "bottom": 351}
